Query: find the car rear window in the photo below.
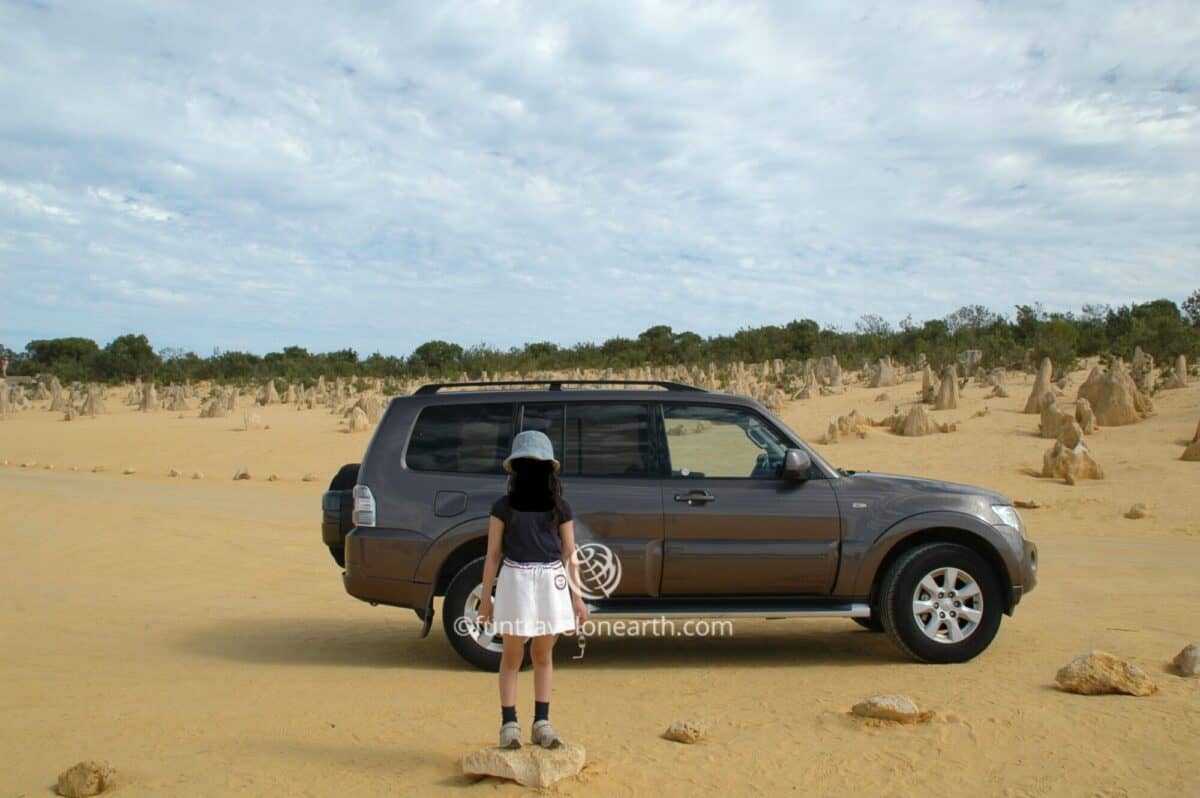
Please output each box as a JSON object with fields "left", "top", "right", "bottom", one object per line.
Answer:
{"left": 405, "top": 403, "right": 514, "bottom": 473}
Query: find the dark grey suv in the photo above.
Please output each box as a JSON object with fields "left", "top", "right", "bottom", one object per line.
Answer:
{"left": 321, "top": 380, "right": 1038, "bottom": 670}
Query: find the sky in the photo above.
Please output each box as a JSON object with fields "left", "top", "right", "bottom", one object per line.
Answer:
{"left": 1, "top": 0, "right": 1198, "bottom": 358}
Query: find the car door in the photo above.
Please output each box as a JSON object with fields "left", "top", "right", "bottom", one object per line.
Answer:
{"left": 658, "top": 402, "right": 841, "bottom": 595}
{"left": 520, "top": 401, "right": 664, "bottom": 598}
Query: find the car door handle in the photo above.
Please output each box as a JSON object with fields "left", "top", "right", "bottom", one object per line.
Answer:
{"left": 674, "top": 491, "right": 716, "bottom": 504}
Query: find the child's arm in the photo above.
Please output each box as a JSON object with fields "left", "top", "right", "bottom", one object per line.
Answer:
{"left": 559, "top": 519, "right": 590, "bottom": 622}
{"left": 476, "top": 515, "right": 504, "bottom": 626}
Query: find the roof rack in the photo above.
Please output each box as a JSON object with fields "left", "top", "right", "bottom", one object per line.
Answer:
{"left": 413, "top": 379, "right": 707, "bottom": 395}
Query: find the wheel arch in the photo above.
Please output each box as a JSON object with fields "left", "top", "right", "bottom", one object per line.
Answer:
{"left": 433, "top": 536, "right": 488, "bottom": 596}
{"left": 865, "top": 523, "right": 1017, "bottom": 616}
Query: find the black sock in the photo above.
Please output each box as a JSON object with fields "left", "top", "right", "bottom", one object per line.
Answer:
{"left": 502, "top": 705, "right": 517, "bottom": 724}
{"left": 534, "top": 701, "right": 549, "bottom": 722}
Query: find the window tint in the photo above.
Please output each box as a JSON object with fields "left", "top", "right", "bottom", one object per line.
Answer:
{"left": 521, "top": 403, "right": 564, "bottom": 460}
{"left": 663, "top": 404, "right": 789, "bottom": 479}
{"left": 406, "top": 403, "right": 514, "bottom": 473}
{"left": 560, "top": 403, "right": 654, "bottom": 477}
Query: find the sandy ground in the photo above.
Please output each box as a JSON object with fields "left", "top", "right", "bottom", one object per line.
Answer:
{"left": 2, "top": 368, "right": 1198, "bottom": 796}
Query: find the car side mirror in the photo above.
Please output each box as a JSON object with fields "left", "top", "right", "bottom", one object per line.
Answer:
{"left": 781, "top": 448, "right": 812, "bottom": 480}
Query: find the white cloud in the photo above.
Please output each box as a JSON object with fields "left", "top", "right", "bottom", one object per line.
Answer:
{"left": 0, "top": 0, "right": 1197, "bottom": 355}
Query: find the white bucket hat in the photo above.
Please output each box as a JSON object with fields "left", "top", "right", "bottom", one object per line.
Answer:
{"left": 503, "top": 429, "right": 560, "bottom": 472}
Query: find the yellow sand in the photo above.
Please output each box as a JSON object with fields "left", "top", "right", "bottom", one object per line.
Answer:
{"left": 1, "top": 368, "right": 1198, "bottom": 796}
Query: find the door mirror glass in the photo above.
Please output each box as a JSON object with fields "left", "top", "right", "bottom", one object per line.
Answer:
{"left": 781, "top": 448, "right": 812, "bottom": 480}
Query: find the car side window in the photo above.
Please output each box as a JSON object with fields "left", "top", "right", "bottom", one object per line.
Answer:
{"left": 662, "top": 404, "right": 790, "bottom": 479}
{"left": 538, "top": 403, "right": 654, "bottom": 478}
{"left": 520, "top": 403, "right": 564, "bottom": 461}
{"left": 406, "top": 403, "right": 514, "bottom": 473}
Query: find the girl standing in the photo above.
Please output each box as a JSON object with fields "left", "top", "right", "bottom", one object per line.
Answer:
{"left": 476, "top": 430, "right": 589, "bottom": 749}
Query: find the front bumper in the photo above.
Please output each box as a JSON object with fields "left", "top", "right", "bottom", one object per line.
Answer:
{"left": 1010, "top": 538, "right": 1038, "bottom": 609}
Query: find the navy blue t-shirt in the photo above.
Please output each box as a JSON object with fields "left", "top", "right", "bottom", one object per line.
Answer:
{"left": 490, "top": 495, "right": 574, "bottom": 564}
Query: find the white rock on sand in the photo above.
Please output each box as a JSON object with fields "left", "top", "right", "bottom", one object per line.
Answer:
{"left": 1173, "top": 644, "right": 1199, "bottom": 677}
{"left": 851, "top": 694, "right": 933, "bottom": 724}
{"left": 55, "top": 759, "right": 117, "bottom": 797}
{"left": 1055, "top": 651, "right": 1157, "bottom": 696}
{"left": 663, "top": 720, "right": 707, "bottom": 743}
{"left": 461, "top": 742, "right": 586, "bottom": 788}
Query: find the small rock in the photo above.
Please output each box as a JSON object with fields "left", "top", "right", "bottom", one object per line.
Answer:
{"left": 91, "top": 465, "right": 105, "bottom": 473}
{"left": 874, "top": 392, "right": 890, "bottom": 402}
{"left": 167, "top": 468, "right": 180, "bottom": 477}
{"left": 45, "top": 463, "right": 54, "bottom": 470}
{"left": 1014, "top": 500, "right": 1040, "bottom": 509}
{"left": 1124, "top": 503, "right": 1149, "bottom": 519}
{"left": 461, "top": 742, "right": 586, "bottom": 788}
{"left": 56, "top": 759, "right": 117, "bottom": 797}
{"left": 243, "top": 412, "right": 264, "bottom": 431}
{"left": 1055, "top": 651, "right": 1157, "bottom": 696}
{"left": 663, "top": 720, "right": 706, "bottom": 743}
{"left": 267, "top": 473, "right": 280, "bottom": 482}
{"left": 851, "top": 694, "right": 932, "bottom": 724}
{"left": 122, "top": 467, "right": 136, "bottom": 475}
{"left": 301, "top": 473, "right": 317, "bottom": 482}
{"left": 21, "top": 461, "right": 37, "bottom": 468}
{"left": 1174, "top": 643, "right": 1199, "bottom": 677}
{"left": 233, "top": 467, "right": 251, "bottom": 480}
{"left": 191, "top": 471, "right": 204, "bottom": 480}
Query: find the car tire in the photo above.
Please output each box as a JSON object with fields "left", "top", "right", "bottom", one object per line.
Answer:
{"left": 853, "top": 615, "right": 884, "bottom": 632}
{"left": 879, "top": 543, "right": 1003, "bottom": 663}
{"left": 443, "top": 557, "right": 531, "bottom": 672}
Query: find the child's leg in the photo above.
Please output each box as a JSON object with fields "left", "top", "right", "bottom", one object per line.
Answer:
{"left": 529, "top": 635, "right": 562, "bottom": 747}
{"left": 499, "top": 635, "right": 525, "bottom": 709}
{"left": 531, "top": 635, "right": 555, "bottom": 704}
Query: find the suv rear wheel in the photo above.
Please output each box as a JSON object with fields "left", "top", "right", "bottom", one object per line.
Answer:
{"left": 879, "top": 543, "right": 1003, "bottom": 663}
{"left": 443, "top": 557, "right": 531, "bottom": 672}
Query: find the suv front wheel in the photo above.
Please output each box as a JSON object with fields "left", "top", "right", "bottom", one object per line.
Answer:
{"left": 442, "top": 557, "right": 531, "bottom": 671}
{"left": 879, "top": 543, "right": 1003, "bottom": 663}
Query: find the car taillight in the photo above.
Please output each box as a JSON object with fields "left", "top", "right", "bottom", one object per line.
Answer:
{"left": 352, "top": 484, "right": 376, "bottom": 527}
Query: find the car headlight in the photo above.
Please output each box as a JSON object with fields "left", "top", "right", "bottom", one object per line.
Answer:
{"left": 991, "top": 504, "right": 1024, "bottom": 536}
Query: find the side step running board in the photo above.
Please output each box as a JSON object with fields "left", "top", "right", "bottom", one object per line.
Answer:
{"left": 583, "top": 600, "right": 870, "bottom": 619}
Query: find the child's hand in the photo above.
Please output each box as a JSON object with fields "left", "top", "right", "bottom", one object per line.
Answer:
{"left": 573, "top": 596, "right": 589, "bottom": 623}
{"left": 477, "top": 597, "right": 493, "bottom": 627}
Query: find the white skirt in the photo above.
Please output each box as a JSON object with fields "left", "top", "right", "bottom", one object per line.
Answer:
{"left": 491, "top": 558, "right": 577, "bottom": 637}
